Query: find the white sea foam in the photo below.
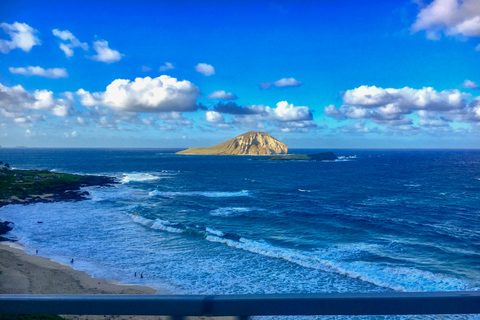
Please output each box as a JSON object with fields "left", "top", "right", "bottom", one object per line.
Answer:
{"left": 210, "top": 207, "right": 252, "bottom": 217}
{"left": 404, "top": 183, "right": 421, "bottom": 187}
{"left": 206, "top": 227, "right": 225, "bottom": 237}
{"left": 204, "top": 235, "right": 470, "bottom": 292}
{"left": 129, "top": 215, "right": 183, "bottom": 233}
{"left": 337, "top": 155, "right": 357, "bottom": 161}
{"left": 122, "top": 173, "right": 162, "bottom": 183}
{"left": 298, "top": 189, "right": 311, "bottom": 193}
{"left": 83, "top": 185, "right": 134, "bottom": 202}
{"left": 149, "top": 190, "right": 250, "bottom": 198}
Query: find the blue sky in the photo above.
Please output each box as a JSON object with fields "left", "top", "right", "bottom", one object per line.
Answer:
{"left": 1, "top": 0, "right": 479, "bottom": 148}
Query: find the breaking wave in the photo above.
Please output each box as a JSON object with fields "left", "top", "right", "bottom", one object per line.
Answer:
{"left": 128, "top": 214, "right": 471, "bottom": 293}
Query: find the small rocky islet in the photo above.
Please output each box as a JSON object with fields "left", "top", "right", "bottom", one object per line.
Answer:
{"left": 177, "top": 131, "right": 337, "bottom": 161}
{"left": 176, "top": 131, "right": 288, "bottom": 155}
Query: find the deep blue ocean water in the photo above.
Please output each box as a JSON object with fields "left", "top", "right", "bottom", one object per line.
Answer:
{"left": 1, "top": 148, "right": 479, "bottom": 313}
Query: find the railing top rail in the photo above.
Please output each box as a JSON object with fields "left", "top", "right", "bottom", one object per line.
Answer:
{"left": 1, "top": 291, "right": 480, "bottom": 316}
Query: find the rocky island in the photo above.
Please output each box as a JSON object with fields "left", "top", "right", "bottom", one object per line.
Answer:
{"left": 177, "top": 131, "right": 288, "bottom": 155}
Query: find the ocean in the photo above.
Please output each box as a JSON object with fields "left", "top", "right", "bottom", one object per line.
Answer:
{"left": 1, "top": 148, "right": 479, "bottom": 317}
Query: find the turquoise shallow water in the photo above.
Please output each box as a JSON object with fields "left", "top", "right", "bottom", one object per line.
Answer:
{"left": 1, "top": 148, "right": 479, "bottom": 302}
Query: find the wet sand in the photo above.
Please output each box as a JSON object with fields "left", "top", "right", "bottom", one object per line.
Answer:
{"left": 0, "top": 242, "right": 233, "bottom": 320}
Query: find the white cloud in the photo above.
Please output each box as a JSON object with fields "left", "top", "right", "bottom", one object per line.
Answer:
{"left": 141, "top": 66, "right": 151, "bottom": 72}
{"left": 211, "top": 100, "right": 316, "bottom": 132}
{"left": 52, "top": 29, "right": 88, "bottom": 57}
{"left": 338, "top": 120, "right": 377, "bottom": 135}
{"left": 205, "top": 111, "right": 225, "bottom": 123}
{"left": 412, "top": 0, "right": 480, "bottom": 47}
{"left": 195, "top": 63, "right": 215, "bottom": 76}
{"left": 267, "top": 101, "right": 312, "bottom": 121}
{"left": 9, "top": 66, "right": 68, "bottom": 78}
{"left": 76, "top": 75, "right": 200, "bottom": 113}
{"left": 324, "top": 85, "right": 480, "bottom": 129}
{"left": 207, "top": 90, "right": 238, "bottom": 100}
{"left": 0, "top": 82, "right": 72, "bottom": 124}
{"left": 76, "top": 117, "right": 87, "bottom": 125}
{"left": 273, "top": 78, "right": 302, "bottom": 87}
{"left": 90, "top": 40, "right": 122, "bottom": 63}
{"left": 64, "top": 130, "right": 78, "bottom": 138}
{"left": 463, "top": 79, "right": 479, "bottom": 89}
{"left": 341, "top": 86, "right": 467, "bottom": 111}
{"left": 160, "top": 62, "right": 174, "bottom": 72}
{"left": 0, "top": 22, "right": 41, "bottom": 53}
{"left": 260, "top": 77, "right": 302, "bottom": 89}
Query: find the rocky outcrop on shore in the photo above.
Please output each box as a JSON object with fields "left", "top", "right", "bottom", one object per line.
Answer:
{"left": 0, "top": 169, "right": 116, "bottom": 207}
{"left": 177, "top": 131, "right": 288, "bottom": 155}
{"left": 0, "top": 220, "right": 13, "bottom": 241}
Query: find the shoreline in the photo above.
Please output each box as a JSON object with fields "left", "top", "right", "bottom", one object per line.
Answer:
{"left": 0, "top": 241, "right": 163, "bottom": 295}
{"left": 0, "top": 242, "right": 236, "bottom": 320}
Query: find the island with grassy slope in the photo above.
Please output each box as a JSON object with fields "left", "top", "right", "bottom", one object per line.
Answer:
{"left": 260, "top": 152, "right": 338, "bottom": 161}
{"left": 177, "top": 131, "right": 288, "bottom": 155}
{"left": 0, "top": 164, "right": 116, "bottom": 207}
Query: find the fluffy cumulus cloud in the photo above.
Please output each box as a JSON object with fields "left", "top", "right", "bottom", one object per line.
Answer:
{"left": 9, "top": 66, "right": 68, "bottom": 78}
{"left": 260, "top": 77, "right": 302, "bottom": 89}
{"left": 76, "top": 75, "right": 201, "bottom": 113}
{"left": 52, "top": 29, "right": 88, "bottom": 57}
{"left": 0, "top": 82, "right": 72, "bottom": 124}
{"left": 325, "top": 85, "right": 480, "bottom": 133}
{"left": 412, "top": 0, "right": 480, "bottom": 45}
{"left": 463, "top": 79, "right": 479, "bottom": 89}
{"left": 195, "top": 63, "right": 215, "bottom": 76}
{"left": 205, "top": 111, "right": 225, "bottom": 123}
{"left": 209, "top": 101, "right": 316, "bottom": 132}
{"left": 207, "top": 90, "right": 238, "bottom": 100}
{"left": 90, "top": 40, "right": 123, "bottom": 63}
{"left": 0, "top": 22, "right": 41, "bottom": 53}
{"left": 160, "top": 62, "right": 174, "bottom": 72}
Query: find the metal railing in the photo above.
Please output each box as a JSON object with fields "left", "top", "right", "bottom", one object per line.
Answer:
{"left": 1, "top": 292, "right": 480, "bottom": 317}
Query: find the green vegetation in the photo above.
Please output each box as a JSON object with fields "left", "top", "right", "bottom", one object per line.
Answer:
{"left": 0, "top": 169, "right": 82, "bottom": 201}
{"left": 0, "top": 164, "right": 115, "bottom": 204}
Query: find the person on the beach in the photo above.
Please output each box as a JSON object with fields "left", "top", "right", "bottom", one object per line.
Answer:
{"left": 70, "top": 258, "right": 74, "bottom": 263}
{"left": 134, "top": 272, "right": 137, "bottom": 277}
{"left": 140, "top": 273, "right": 143, "bottom": 278}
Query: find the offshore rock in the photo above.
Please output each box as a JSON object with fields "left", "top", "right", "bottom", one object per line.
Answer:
{"left": 176, "top": 131, "right": 288, "bottom": 155}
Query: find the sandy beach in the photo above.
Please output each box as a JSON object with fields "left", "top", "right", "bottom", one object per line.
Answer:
{"left": 0, "top": 242, "right": 231, "bottom": 320}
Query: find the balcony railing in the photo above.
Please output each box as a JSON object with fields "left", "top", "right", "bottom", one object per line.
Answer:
{"left": 1, "top": 292, "right": 480, "bottom": 318}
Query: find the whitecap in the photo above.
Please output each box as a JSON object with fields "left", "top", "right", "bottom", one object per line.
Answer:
{"left": 84, "top": 185, "right": 134, "bottom": 202}
{"left": 204, "top": 235, "right": 471, "bottom": 292}
{"left": 128, "top": 215, "right": 183, "bottom": 233}
{"left": 122, "top": 173, "right": 162, "bottom": 183}
{"left": 205, "top": 227, "right": 225, "bottom": 237}
{"left": 210, "top": 207, "right": 251, "bottom": 217}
